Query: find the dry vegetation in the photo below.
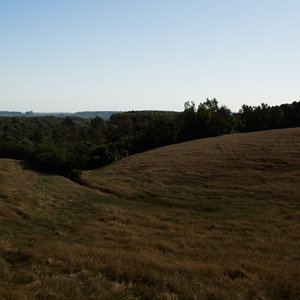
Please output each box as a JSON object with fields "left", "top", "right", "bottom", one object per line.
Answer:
{"left": 0, "top": 128, "right": 300, "bottom": 299}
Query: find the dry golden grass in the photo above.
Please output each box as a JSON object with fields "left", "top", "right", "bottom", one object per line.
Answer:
{"left": 1, "top": 128, "right": 300, "bottom": 299}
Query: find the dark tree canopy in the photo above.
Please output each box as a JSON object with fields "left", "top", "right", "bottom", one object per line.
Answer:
{"left": 0, "top": 100, "right": 299, "bottom": 176}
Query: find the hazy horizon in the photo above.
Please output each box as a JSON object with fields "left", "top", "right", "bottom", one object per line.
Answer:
{"left": 1, "top": 1, "right": 300, "bottom": 112}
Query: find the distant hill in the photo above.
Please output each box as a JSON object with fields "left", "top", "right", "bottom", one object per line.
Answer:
{"left": 0, "top": 110, "right": 120, "bottom": 120}
{"left": 0, "top": 128, "right": 299, "bottom": 299}
{"left": 0, "top": 111, "right": 23, "bottom": 116}
{"left": 73, "top": 111, "right": 121, "bottom": 119}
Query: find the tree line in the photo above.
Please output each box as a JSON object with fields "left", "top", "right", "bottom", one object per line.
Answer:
{"left": 0, "top": 100, "right": 299, "bottom": 179}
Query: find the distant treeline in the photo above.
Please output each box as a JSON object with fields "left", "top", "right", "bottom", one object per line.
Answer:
{"left": 0, "top": 111, "right": 118, "bottom": 120}
{"left": 0, "top": 100, "right": 299, "bottom": 178}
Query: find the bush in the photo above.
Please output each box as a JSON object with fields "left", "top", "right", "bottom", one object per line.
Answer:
{"left": 69, "top": 169, "right": 82, "bottom": 183}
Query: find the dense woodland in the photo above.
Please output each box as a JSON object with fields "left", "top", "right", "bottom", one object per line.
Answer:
{"left": 0, "top": 99, "right": 299, "bottom": 179}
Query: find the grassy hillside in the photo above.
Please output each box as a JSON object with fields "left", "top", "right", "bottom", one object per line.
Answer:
{"left": 1, "top": 128, "right": 300, "bottom": 299}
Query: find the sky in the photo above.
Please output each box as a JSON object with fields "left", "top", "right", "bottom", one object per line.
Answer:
{"left": 0, "top": 0, "right": 300, "bottom": 112}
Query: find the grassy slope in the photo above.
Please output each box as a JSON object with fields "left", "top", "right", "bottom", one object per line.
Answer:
{"left": 1, "top": 128, "right": 300, "bottom": 299}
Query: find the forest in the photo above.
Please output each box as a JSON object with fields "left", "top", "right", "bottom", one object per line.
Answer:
{"left": 0, "top": 99, "right": 300, "bottom": 179}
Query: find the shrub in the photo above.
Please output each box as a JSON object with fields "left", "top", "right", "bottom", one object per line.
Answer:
{"left": 69, "top": 169, "right": 82, "bottom": 183}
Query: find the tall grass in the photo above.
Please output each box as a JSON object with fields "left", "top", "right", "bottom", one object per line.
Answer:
{"left": 1, "top": 128, "right": 300, "bottom": 299}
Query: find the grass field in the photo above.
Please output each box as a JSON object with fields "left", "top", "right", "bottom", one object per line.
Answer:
{"left": 0, "top": 128, "right": 300, "bottom": 299}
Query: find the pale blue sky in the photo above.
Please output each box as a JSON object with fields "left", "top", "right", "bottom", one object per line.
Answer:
{"left": 1, "top": 0, "right": 300, "bottom": 112}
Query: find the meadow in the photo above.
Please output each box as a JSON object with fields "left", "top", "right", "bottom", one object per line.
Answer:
{"left": 0, "top": 128, "right": 300, "bottom": 299}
